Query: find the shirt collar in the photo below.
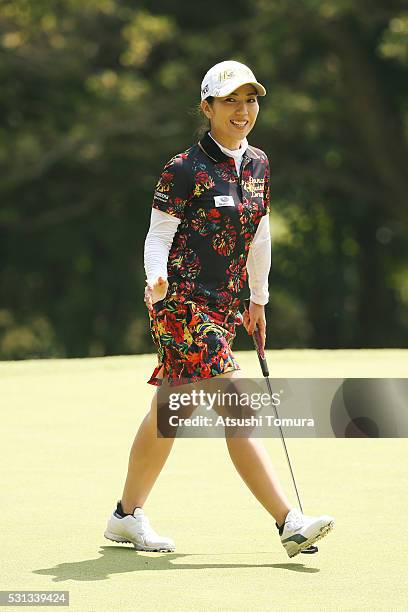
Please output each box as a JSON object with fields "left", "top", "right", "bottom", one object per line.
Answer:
{"left": 208, "top": 132, "right": 248, "bottom": 159}
{"left": 198, "top": 131, "right": 259, "bottom": 163}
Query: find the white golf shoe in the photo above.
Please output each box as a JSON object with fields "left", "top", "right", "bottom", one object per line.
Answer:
{"left": 279, "top": 508, "right": 334, "bottom": 558}
{"left": 104, "top": 502, "right": 175, "bottom": 552}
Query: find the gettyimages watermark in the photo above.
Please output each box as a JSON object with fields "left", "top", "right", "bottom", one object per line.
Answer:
{"left": 155, "top": 378, "right": 408, "bottom": 438}
{"left": 165, "top": 387, "right": 314, "bottom": 430}
{"left": 167, "top": 387, "right": 281, "bottom": 411}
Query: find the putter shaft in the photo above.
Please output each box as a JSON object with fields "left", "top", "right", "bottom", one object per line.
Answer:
{"left": 244, "top": 299, "right": 318, "bottom": 553}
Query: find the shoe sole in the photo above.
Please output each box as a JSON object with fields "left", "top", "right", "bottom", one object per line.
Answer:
{"left": 104, "top": 530, "right": 175, "bottom": 553}
{"left": 286, "top": 520, "right": 334, "bottom": 558}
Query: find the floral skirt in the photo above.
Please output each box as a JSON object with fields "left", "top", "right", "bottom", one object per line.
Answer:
{"left": 147, "top": 297, "right": 243, "bottom": 386}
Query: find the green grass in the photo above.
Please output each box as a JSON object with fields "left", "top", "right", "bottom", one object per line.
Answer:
{"left": 1, "top": 350, "right": 407, "bottom": 611}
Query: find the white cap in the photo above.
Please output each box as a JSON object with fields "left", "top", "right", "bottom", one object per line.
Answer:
{"left": 201, "top": 60, "right": 266, "bottom": 101}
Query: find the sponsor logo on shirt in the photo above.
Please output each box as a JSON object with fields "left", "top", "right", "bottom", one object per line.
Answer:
{"left": 214, "top": 195, "right": 235, "bottom": 207}
{"left": 243, "top": 177, "right": 265, "bottom": 198}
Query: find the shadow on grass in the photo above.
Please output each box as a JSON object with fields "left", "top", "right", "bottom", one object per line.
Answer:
{"left": 33, "top": 546, "right": 319, "bottom": 582}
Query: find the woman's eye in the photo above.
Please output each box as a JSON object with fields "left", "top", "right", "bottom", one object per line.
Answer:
{"left": 224, "top": 97, "right": 257, "bottom": 103}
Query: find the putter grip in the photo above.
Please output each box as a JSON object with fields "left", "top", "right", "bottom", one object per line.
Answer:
{"left": 244, "top": 299, "right": 269, "bottom": 377}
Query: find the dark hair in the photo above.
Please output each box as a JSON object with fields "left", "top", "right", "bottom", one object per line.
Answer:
{"left": 193, "top": 96, "right": 214, "bottom": 138}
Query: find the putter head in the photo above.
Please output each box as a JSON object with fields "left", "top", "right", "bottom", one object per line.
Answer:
{"left": 301, "top": 545, "right": 318, "bottom": 554}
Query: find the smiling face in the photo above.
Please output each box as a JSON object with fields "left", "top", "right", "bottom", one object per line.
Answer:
{"left": 200, "top": 83, "right": 259, "bottom": 150}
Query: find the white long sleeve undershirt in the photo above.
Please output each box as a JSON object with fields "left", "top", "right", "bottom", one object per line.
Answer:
{"left": 246, "top": 214, "right": 270, "bottom": 305}
{"left": 144, "top": 134, "right": 271, "bottom": 305}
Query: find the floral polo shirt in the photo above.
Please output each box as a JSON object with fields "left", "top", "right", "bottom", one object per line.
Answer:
{"left": 152, "top": 130, "right": 270, "bottom": 314}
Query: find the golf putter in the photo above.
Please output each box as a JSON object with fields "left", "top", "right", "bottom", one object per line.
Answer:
{"left": 244, "top": 299, "right": 318, "bottom": 554}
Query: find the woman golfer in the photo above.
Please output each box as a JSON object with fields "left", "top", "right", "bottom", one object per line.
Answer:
{"left": 104, "top": 61, "right": 334, "bottom": 558}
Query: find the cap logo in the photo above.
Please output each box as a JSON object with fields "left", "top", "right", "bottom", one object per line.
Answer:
{"left": 201, "top": 84, "right": 209, "bottom": 96}
{"left": 218, "top": 69, "right": 235, "bottom": 82}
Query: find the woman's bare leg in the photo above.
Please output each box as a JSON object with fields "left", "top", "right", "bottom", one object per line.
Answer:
{"left": 218, "top": 371, "right": 293, "bottom": 526}
{"left": 120, "top": 375, "right": 175, "bottom": 513}
{"left": 226, "top": 436, "right": 292, "bottom": 526}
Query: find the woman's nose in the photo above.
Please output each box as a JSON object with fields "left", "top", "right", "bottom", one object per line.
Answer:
{"left": 235, "top": 102, "right": 249, "bottom": 115}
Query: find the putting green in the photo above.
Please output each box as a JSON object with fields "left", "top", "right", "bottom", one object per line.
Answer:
{"left": 1, "top": 350, "right": 407, "bottom": 611}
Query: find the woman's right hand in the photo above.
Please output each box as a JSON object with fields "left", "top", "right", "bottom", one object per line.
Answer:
{"left": 144, "top": 276, "right": 169, "bottom": 311}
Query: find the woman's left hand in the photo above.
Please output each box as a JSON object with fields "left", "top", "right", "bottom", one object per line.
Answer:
{"left": 243, "top": 301, "right": 266, "bottom": 349}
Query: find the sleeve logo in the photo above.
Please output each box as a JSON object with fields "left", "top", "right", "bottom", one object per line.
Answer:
{"left": 154, "top": 191, "right": 169, "bottom": 202}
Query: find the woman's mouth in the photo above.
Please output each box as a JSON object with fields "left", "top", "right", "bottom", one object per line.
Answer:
{"left": 230, "top": 120, "right": 249, "bottom": 129}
